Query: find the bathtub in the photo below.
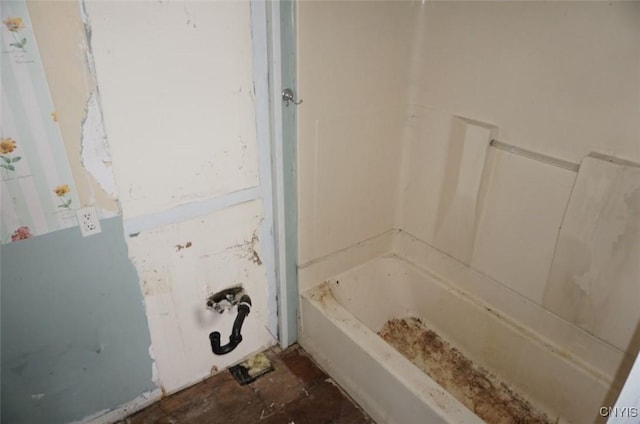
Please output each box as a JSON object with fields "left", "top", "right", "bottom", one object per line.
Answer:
{"left": 299, "top": 250, "right": 614, "bottom": 424}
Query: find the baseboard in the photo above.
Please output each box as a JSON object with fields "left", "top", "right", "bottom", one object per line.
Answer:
{"left": 72, "top": 389, "right": 162, "bottom": 424}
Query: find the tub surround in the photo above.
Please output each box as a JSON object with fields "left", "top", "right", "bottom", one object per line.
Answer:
{"left": 297, "top": 3, "right": 640, "bottom": 406}
{"left": 297, "top": 115, "right": 639, "bottom": 423}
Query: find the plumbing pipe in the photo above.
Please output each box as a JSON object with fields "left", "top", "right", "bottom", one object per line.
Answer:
{"left": 209, "top": 295, "right": 252, "bottom": 355}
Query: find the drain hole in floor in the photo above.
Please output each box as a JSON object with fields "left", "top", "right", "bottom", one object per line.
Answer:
{"left": 229, "top": 352, "right": 274, "bottom": 385}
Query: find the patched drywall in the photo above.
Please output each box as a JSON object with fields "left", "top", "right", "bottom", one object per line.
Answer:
{"left": 84, "top": 0, "right": 260, "bottom": 219}
{"left": 83, "top": 0, "right": 277, "bottom": 398}
{"left": 0, "top": 217, "right": 155, "bottom": 424}
{"left": 127, "top": 200, "right": 274, "bottom": 393}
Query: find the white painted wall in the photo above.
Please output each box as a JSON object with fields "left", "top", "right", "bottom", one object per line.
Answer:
{"left": 297, "top": 0, "right": 415, "bottom": 265}
{"left": 84, "top": 0, "right": 277, "bottom": 395}
{"left": 406, "top": 1, "right": 640, "bottom": 165}
{"left": 85, "top": 1, "right": 260, "bottom": 219}
{"left": 126, "top": 200, "right": 272, "bottom": 392}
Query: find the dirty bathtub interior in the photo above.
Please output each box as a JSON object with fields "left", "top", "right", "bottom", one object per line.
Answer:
{"left": 299, "top": 249, "right": 627, "bottom": 424}
{"left": 378, "top": 317, "right": 550, "bottom": 424}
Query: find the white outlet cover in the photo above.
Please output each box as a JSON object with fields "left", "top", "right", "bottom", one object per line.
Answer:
{"left": 76, "top": 206, "right": 102, "bottom": 237}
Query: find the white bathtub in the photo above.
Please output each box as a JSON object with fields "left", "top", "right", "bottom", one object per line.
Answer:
{"left": 299, "top": 251, "right": 614, "bottom": 424}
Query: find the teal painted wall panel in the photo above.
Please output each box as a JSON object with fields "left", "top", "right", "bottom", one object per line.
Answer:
{"left": 280, "top": 0, "right": 299, "bottom": 347}
{"left": 1, "top": 217, "right": 155, "bottom": 424}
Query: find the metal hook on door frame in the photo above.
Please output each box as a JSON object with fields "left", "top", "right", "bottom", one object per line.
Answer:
{"left": 282, "top": 88, "right": 303, "bottom": 107}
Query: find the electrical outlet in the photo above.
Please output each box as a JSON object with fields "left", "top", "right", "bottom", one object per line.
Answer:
{"left": 76, "top": 206, "right": 102, "bottom": 237}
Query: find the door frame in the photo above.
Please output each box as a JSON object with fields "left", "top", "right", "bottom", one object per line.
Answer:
{"left": 251, "top": 0, "right": 298, "bottom": 348}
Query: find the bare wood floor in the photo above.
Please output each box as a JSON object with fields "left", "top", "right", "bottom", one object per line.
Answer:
{"left": 119, "top": 344, "right": 372, "bottom": 424}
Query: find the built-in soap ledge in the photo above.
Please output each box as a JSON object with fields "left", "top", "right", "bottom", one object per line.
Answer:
{"left": 490, "top": 140, "right": 640, "bottom": 172}
{"left": 490, "top": 139, "right": 580, "bottom": 172}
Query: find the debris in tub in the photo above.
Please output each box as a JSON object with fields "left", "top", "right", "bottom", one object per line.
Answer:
{"left": 175, "top": 241, "right": 192, "bottom": 252}
{"left": 378, "top": 318, "right": 552, "bottom": 424}
{"left": 310, "top": 282, "right": 333, "bottom": 304}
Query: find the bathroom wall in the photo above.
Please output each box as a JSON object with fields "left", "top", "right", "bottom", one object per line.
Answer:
{"left": 401, "top": 0, "right": 640, "bottom": 243}
{"left": 3, "top": 0, "right": 277, "bottom": 421}
{"left": 1, "top": 0, "right": 117, "bottom": 242}
{"left": 1, "top": 218, "right": 155, "bottom": 424}
{"left": 398, "top": 0, "right": 640, "bottom": 378}
{"left": 84, "top": 0, "right": 278, "bottom": 396}
{"left": 405, "top": 1, "right": 639, "bottom": 165}
{"left": 296, "top": 0, "right": 415, "bottom": 265}
{"left": 1, "top": 2, "right": 154, "bottom": 423}
{"left": 297, "top": 0, "right": 640, "bottom": 395}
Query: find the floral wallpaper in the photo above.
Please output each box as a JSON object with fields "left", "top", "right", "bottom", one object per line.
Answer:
{"left": 1, "top": 0, "right": 81, "bottom": 244}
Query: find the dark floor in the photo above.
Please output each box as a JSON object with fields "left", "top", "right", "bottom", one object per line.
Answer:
{"left": 119, "top": 344, "right": 372, "bottom": 424}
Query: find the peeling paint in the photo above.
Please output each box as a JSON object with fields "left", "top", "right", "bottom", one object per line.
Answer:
{"left": 123, "top": 201, "right": 275, "bottom": 393}
{"left": 149, "top": 345, "right": 160, "bottom": 389}
{"left": 78, "top": 0, "right": 120, "bottom": 211}
{"left": 80, "top": 0, "right": 277, "bottom": 401}
{"left": 80, "top": 91, "right": 117, "bottom": 198}
{"left": 78, "top": 0, "right": 95, "bottom": 78}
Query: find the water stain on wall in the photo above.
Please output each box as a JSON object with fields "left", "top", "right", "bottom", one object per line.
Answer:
{"left": 543, "top": 156, "right": 640, "bottom": 351}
